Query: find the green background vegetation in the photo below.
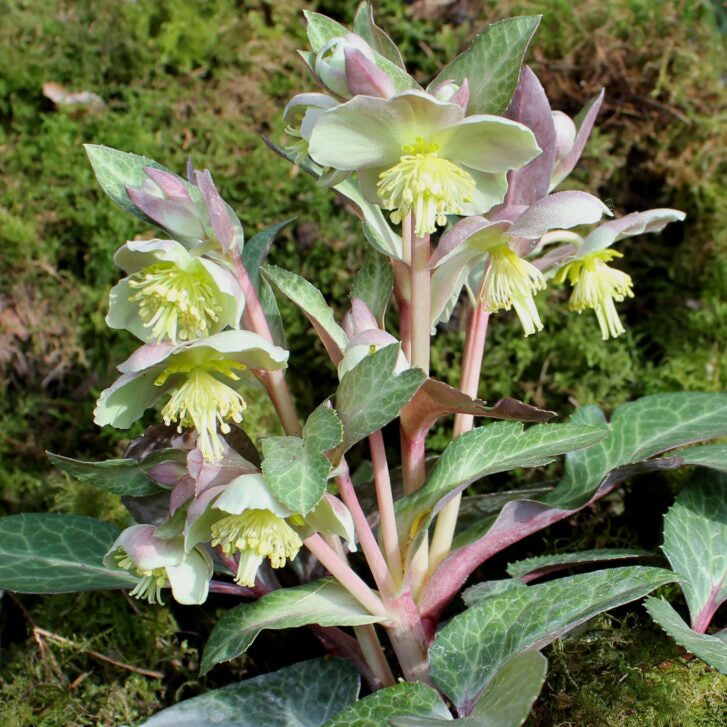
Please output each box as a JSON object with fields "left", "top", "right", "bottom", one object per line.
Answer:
{"left": 0, "top": 0, "right": 724, "bottom": 724}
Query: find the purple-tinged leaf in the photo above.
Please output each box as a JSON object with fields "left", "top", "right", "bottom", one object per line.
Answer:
{"left": 503, "top": 66, "right": 557, "bottom": 206}
{"left": 143, "top": 166, "right": 191, "bottom": 201}
{"left": 126, "top": 186, "right": 206, "bottom": 240}
{"left": 195, "top": 169, "right": 236, "bottom": 252}
{"left": 550, "top": 89, "right": 605, "bottom": 189}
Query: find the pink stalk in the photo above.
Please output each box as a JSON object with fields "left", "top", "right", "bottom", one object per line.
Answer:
{"left": 303, "top": 533, "right": 388, "bottom": 618}
{"left": 352, "top": 625, "right": 396, "bottom": 688}
{"left": 692, "top": 582, "right": 724, "bottom": 634}
{"left": 230, "top": 252, "right": 302, "bottom": 437}
{"left": 369, "top": 430, "right": 403, "bottom": 581}
{"left": 428, "top": 304, "right": 490, "bottom": 572}
{"left": 336, "top": 466, "right": 397, "bottom": 597}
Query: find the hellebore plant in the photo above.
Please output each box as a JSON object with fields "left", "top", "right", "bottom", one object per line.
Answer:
{"left": 1, "top": 5, "right": 725, "bottom": 727}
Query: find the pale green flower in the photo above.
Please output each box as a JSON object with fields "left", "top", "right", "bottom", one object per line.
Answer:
{"left": 308, "top": 90, "right": 541, "bottom": 236}
{"left": 104, "top": 524, "right": 212, "bottom": 605}
{"left": 554, "top": 208, "right": 686, "bottom": 339}
{"left": 108, "top": 239, "right": 244, "bottom": 343}
{"left": 555, "top": 249, "right": 633, "bottom": 340}
{"left": 94, "top": 331, "right": 288, "bottom": 461}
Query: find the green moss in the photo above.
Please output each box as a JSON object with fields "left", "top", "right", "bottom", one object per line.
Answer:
{"left": 528, "top": 614, "right": 727, "bottom": 727}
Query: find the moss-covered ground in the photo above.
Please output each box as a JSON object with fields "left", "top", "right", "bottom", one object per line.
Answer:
{"left": 0, "top": 0, "right": 725, "bottom": 724}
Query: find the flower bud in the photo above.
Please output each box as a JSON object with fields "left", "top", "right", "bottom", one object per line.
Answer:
{"left": 430, "top": 78, "right": 469, "bottom": 110}
{"left": 314, "top": 33, "right": 375, "bottom": 98}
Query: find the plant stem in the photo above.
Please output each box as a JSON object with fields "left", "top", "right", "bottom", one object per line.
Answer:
{"left": 409, "top": 218, "right": 431, "bottom": 375}
{"left": 303, "top": 534, "right": 389, "bottom": 618}
{"left": 230, "top": 252, "right": 302, "bottom": 436}
{"left": 369, "top": 430, "right": 403, "bottom": 583}
{"left": 428, "top": 303, "right": 489, "bottom": 575}
{"left": 336, "top": 465, "right": 396, "bottom": 597}
{"left": 353, "top": 625, "right": 396, "bottom": 687}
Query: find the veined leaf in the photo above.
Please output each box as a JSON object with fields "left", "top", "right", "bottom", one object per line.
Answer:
{"left": 429, "top": 566, "right": 675, "bottom": 713}
{"left": 201, "top": 579, "right": 384, "bottom": 675}
{"left": 141, "top": 657, "right": 360, "bottom": 726}
{"left": 0, "top": 514, "right": 137, "bottom": 592}
{"left": 429, "top": 16, "right": 541, "bottom": 115}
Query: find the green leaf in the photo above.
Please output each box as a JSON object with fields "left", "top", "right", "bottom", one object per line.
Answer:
{"left": 243, "top": 218, "right": 296, "bottom": 292}
{"left": 646, "top": 598, "right": 727, "bottom": 674}
{"left": 662, "top": 470, "right": 727, "bottom": 625}
{"left": 396, "top": 421, "right": 607, "bottom": 556}
{"left": 47, "top": 451, "right": 167, "bottom": 497}
{"left": 429, "top": 566, "right": 675, "bottom": 713}
{"left": 305, "top": 403, "right": 344, "bottom": 453}
{"left": 201, "top": 579, "right": 384, "bottom": 674}
{"left": 303, "top": 10, "right": 349, "bottom": 52}
{"left": 469, "top": 650, "right": 548, "bottom": 726}
{"left": 263, "top": 264, "right": 348, "bottom": 357}
{"left": 672, "top": 443, "right": 727, "bottom": 472}
{"left": 322, "top": 682, "right": 451, "bottom": 727}
{"left": 352, "top": 249, "right": 393, "bottom": 326}
{"left": 506, "top": 548, "right": 655, "bottom": 580}
{"left": 84, "top": 144, "right": 171, "bottom": 221}
{"left": 549, "top": 393, "right": 727, "bottom": 510}
{"left": 429, "top": 16, "right": 541, "bottom": 115}
{"left": 0, "top": 514, "right": 137, "bottom": 593}
{"left": 352, "top": 2, "right": 406, "bottom": 68}
{"left": 141, "top": 657, "right": 360, "bottom": 726}
{"left": 336, "top": 345, "right": 426, "bottom": 452}
{"left": 261, "top": 435, "right": 330, "bottom": 514}
{"left": 456, "top": 487, "right": 553, "bottom": 535}
{"left": 259, "top": 276, "right": 287, "bottom": 347}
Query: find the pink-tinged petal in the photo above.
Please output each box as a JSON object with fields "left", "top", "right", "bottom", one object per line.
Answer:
{"left": 503, "top": 66, "right": 557, "bottom": 206}
{"left": 342, "top": 297, "right": 377, "bottom": 338}
{"left": 165, "top": 547, "right": 212, "bottom": 604}
{"left": 508, "top": 191, "right": 612, "bottom": 239}
{"left": 169, "top": 475, "right": 196, "bottom": 515}
{"left": 550, "top": 88, "right": 605, "bottom": 190}
{"left": 580, "top": 208, "right": 686, "bottom": 255}
{"left": 309, "top": 91, "right": 463, "bottom": 171}
{"left": 143, "top": 167, "right": 191, "bottom": 201}
{"left": 436, "top": 115, "right": 541, "bottom": 174}
{"left": 126, "top": 186, "right": 206, "bottom": 240}
{"left": 345, "top": 47, "right": 395, "bottom": 98}
{"left": 93, "top": 369, "right": 164, "bottom": 429}
{"left": 195, "top": 169, "right": 235, "bottom": 252}
{"left": 148, "top": 461, "right": 188, "bottom": 488}
{"left": 106, "top": 524, "right": 184, "bottom": 571}
{"left": 117, "top": 341, "right": 175, "bottom": 374}
{"left": 187, "top": 445, "right": 258, "bottom": 497}
{"left": 113, "top": 238, "right": 191, "bottom": 274}
{"left": 430, "top": 216, "right": 495, "bottom": 268}
{"left": 449, "top": 78, "right": 469, "bottom": 111}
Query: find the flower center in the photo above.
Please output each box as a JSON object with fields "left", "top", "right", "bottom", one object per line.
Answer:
{"left": 377, "top": 137, "right": 475, "bottom": 236}
{"left": 114, "top": 551, "right": 167, "bottom": 605}
{"left": 156, "top": 360, "right": 247, "bottom": 461}
{"left": 556, "top": 250, "right": 634, "bottom": 340}
{"left": 210, "top": 509, "right": 302, "bottom": 587}
{"left": 128, "top": 262, "right": 222, "bottom": 343}
{"left": 482, "top": 244, "right": 546, "bottom": 336}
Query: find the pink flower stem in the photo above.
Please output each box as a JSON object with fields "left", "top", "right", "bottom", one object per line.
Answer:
{"left": 692, "top": 582, "right": 724, "bottom": 633}
{"left": 428, "top": 303, "right": 489, "bottom": 575}
{"left": 336, "top": 464, "right": 397, "bottom": 597}
{"left": 303, "top": 533, "right": 389, "bottom": 619}
{"left": 369, "top": 430, "right": 403, "bottom": 582}
{"left": 230, "top": 252, "right": 302, "bottom": 437}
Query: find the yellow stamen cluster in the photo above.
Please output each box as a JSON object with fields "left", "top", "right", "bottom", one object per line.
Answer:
{"left": 114, "top": 551, "right": 167, "bottom": 605}
{"left": 211, "top": 509, "right": 302, "bottom": 587}
{"left": 377, "top": 138, "right": 475, "bottom": 236}
{"left": 128, "top": 262, "right": 222, "bottom": 343}
{"left": 156, "top": 359, "right": 247, "bottom": 461}
{"left": 556, "top": 250, "right": 634, "bottom": 340}
{"left": 482, "top": 244, "right": 546, "bottom": 336}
